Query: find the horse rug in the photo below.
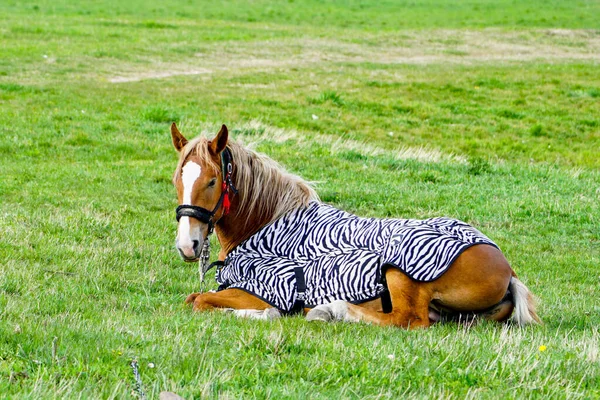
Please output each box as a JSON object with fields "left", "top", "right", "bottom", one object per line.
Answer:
{"left": 216, "top": 202, "right": 498, "bottom": 313}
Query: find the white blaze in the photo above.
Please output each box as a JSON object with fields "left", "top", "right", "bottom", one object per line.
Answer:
{"left": 181, "top": 161, "right": 202, "bottom": 204}
{"left": 178, "top": 161, "right": 202, "bottom": 252}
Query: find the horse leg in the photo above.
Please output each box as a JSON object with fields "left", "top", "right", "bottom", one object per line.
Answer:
{"left": 227, "top": 308, "right": 282, "bottom": 320}
{"left": 306, "top": 244, "right": 538, "bottom": 328}
{"left": 428, "top": 245, "right": 512, "bottom": 311}
{"left": 430, "top": 244, "right": 540, "bottom": 325}
{"left": 185, "top": 288, "right": 281, "bottom": 320}
{"left": 478, "top": 298, "right": 515, "bottom": 322}
{"left": 306, "top": 268, "right": 433, "bottom": 329}
{"left": 431, "top": 299, "right": 514, "bottom": 325}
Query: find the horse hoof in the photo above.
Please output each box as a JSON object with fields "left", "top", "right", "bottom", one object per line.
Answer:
{"left": 185, "top": 292, "right": 200, "bottom": 304}
{"left": 306, "top": 308, "right": 333, "bottom": 322}
{"left": 264, "top": 308, "right": 282, "bottom": 320}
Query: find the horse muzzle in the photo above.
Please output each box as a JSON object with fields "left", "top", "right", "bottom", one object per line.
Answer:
{"left": 177, "top": 239, "right": 201, "bottom": 262}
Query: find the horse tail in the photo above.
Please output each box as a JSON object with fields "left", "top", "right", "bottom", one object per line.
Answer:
{"left": 509, "top": 276, "right": 542, "bottom": 326}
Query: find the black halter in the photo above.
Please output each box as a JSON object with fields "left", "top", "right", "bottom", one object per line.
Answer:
{"left": 175, "top": 147, "right": 237, "bottom": 234}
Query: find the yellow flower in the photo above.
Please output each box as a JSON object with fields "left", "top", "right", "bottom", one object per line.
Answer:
{"left": 538, "top": 345, "right": 547, "bottom": 352}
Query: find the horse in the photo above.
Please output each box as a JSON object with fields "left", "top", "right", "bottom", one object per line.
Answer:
{"left": 170, "top": 123, "right": 541, "bottom": 328}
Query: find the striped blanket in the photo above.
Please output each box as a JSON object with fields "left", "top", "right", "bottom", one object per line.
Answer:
{"left": 216, "top": 202, "right": 498, "bottom": 313}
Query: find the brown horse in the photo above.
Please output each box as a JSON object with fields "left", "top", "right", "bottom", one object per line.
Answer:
{"left": 170, "top": 123, "right": 541, "bottom": 328}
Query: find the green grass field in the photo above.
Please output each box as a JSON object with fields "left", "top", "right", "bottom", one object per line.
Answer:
{"left": 1, "top": 1, "right": 599, "bottom": 398}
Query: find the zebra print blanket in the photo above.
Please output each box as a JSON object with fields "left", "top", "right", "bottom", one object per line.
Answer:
{"left": 216, "top": 202, "right": 498, "bottom": 313}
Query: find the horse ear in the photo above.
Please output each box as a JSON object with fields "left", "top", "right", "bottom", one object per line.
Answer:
{"left": 171, "top": 122, "right": 188, "bottom": 152}
{"left": 209, "top": 124, "right": 228, "bottom": 155}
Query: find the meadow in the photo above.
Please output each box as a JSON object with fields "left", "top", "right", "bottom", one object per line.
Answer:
{"left": 1, "top": 0, "right": 599, "bottom": 398}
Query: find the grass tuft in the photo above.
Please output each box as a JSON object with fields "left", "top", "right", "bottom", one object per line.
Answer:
{"left": 530, "top": 124, "right": 546, "bottom": 137}
{"left": 140, "top": 21, "right": 178, "bottom": 29}
{"left": 467, "top": 156, "right": 493, "bottom": 175}
{"left": 310, "top": 90, "right": 345, "bottom": 106}
{"left": 142, "top": 106, "right": 182, "bottom": 124}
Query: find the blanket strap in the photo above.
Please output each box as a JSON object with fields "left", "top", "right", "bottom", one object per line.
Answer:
{"left": 289, "top": 266, "right": 306, "bottom": 315}
{"left": 380, "top": 263, "right": 393, "bottom": 313}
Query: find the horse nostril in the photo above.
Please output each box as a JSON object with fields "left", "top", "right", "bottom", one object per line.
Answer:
{"left": 192, "top": 240, "right": 200, "bottom": 254}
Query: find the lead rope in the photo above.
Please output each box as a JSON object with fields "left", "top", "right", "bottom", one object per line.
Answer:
{"left": 198, "top": 236, "right": 211, "bottom": 293}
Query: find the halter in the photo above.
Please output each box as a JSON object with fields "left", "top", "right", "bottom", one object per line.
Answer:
{"left": 175, "top": 147, "right": 237, "bottom": 291}
{"left": 175, "top": 147, "right": 237, "bottom": 234}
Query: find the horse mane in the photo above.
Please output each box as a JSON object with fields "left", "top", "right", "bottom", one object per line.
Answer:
{"left": 175, "top": 136, "right": 319, "bottom": 231}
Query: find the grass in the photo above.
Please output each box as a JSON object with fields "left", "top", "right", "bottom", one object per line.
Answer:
{"left": 1, "top": 0, "right": 599, "bottom": 398}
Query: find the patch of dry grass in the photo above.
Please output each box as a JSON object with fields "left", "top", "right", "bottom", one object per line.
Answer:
{"left": 105, "top": 29, "right": 600, "bottom": 83}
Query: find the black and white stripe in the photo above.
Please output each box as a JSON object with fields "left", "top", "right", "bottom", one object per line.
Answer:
{"left": 216, "top": 202, "right": 498, "bottom": 312}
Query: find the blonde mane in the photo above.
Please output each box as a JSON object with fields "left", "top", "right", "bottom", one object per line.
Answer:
{"left": 175, "top": 136, "right": 319, "bottom": 232}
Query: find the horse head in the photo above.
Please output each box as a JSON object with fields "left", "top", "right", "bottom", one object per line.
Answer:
{"left": 170, "top": 123, "right": 231, "bottom": 261}
{"left": 170, "top": 123, "right": 318, "bottom": 261}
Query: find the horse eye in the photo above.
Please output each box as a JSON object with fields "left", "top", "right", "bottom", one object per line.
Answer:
{"left": 208, "top": 178, "right": 217, "bottom": 187}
